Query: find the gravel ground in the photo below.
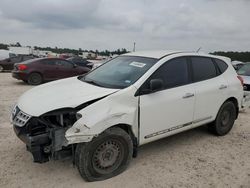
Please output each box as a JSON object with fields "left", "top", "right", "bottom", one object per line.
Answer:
{"left": 0, "top": 73, "right": 250, "bottom": 188}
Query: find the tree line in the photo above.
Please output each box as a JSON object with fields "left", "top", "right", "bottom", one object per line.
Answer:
{"left": 1, "top": 42, "right": 250, "bottom": 61}
{"left": 0, "top": 42, "right": 128, "bottom": 56}
{"left": 211, "top": 52, "right": 250, "bottom": 62}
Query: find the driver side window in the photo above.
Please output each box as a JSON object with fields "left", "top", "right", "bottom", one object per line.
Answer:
{"left": 146, "top": 57, "right": 189, "bottom": 90}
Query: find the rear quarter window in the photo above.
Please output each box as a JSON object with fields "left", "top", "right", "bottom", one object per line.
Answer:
{"left": 191, "top": 57, "right": 217, "bottom": 82}
{"left": 214, "top": 58, "right": 228, "bottom": 74}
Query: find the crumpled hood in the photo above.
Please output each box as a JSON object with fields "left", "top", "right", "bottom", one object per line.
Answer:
{"left": 17, "top": 77, "right": 119, "bottom": 116}
{"left": 241, "top": 75, "right": 250, "bottom": 85}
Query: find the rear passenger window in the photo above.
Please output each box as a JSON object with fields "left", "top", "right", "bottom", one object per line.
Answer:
{"left": 56, "top": 60, "right": 73, "bottom": 68}
{"left": 214, "top": 59, "right": 228, "bottom": 74}
{"left": 191, "top": 57, "right": 217, "bottom": 82}
{"left": 42, "top": 60, "right": 56, "bottom": 65}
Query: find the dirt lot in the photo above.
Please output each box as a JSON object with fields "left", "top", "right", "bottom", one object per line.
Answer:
{"left": 0, "top": 73, "right": 250, "bottom": 188}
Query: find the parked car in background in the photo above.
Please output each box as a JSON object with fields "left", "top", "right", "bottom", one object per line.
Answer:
{"left": 237, "top": 63, "right": 250, "bottom": 108}
{"left": 11, "top": 51, "right": 244, "bottom": 181}
{"left": 232, "top": 61, "right": 245, "bottom": 71}
{"left": 0, "top": 54, "right": 36, "bottom": 72}
{"left": 67, "top": 57, "right": 93, "bottom": 69}
{"left": 59, "top": 54, "right": 72, "bottom": 59}
{"left": 12, "top": 58, "right": 90, "bottom": 85}
{"left": 88, "top": 59, "right": 107, "bottom": 69}
{"left": 0, "top": 49, "right": 11, "bottom": 60}
{"left": 237, "top": 63, "right": 250, "bottom": 91}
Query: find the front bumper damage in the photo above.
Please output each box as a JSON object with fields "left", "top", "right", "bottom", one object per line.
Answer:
{"left": 12, "top": 108, "right": 74, "bottom": 163}
{"left": 13, "top": 120, "right": 70, "bottom": 163}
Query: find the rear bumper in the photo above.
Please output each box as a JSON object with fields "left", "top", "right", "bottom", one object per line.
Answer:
{"left": 12, "top": 71, "right": 28, "bottom": 81}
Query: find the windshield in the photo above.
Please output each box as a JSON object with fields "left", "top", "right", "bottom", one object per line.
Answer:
{"left": 237, "top": 63, "right": 250, "bottom": 76}
{"left": 81, "top": 56, "right": 157, "bottom": 89}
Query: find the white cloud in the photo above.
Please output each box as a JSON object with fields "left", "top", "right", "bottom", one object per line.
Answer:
{"left": 0, "top": 0, "right": 249, "bottom": 52}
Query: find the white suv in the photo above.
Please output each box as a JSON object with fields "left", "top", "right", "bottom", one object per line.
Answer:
{"left": 11, "top": 51, "right": 244, "bottom": 181}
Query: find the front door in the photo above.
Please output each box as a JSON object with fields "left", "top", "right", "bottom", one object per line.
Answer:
{"left": 139, "top": 57, "right": 195, "bottom": 145}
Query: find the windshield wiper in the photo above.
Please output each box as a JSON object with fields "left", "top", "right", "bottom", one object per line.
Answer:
{"left": 83, "top": 78, "right": 102, "bottom": 87}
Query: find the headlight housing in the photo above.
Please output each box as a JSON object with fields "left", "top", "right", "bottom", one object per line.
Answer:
{"left": 41, "top": 108, "right": 77, "bottom": 127}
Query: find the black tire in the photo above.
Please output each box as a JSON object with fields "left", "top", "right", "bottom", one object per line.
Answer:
{"left": 209, "top": 101, "right": 236, "bottom": 136}
{"left": 75, "top": 127, "right": 133, "bottom": 182}
{"left": 27, "top": 72, "right": 43, "bottom": 85}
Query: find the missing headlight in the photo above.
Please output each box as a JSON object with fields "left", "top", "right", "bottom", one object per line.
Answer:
{"left": 42, "top": 109, "right": 77, "bottom": 127}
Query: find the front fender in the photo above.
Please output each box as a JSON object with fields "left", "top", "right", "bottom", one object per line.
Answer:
{"left": 65, "top": 85, "right": 139, "bottom": 144}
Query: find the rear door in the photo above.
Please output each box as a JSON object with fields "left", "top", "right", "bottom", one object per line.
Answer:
{"left": 41, "top": 59, "right": 59, "bottom": 80}
{"left": 55, "top": 60, "right": 76, "bottom": 78}
{"left": 190, "top": 56, "right": 228, "bottom": 126}
{"left": 139, "top": 57, "right": 195, "bottom": 145}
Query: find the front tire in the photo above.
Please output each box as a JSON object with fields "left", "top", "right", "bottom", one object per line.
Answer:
{"left": 27, "top": 72, "right": 43, "bottom": 85}
{"left": 209, "top": 101, "right": 237, "bottom": 136}
{"left": 75, "top": 127, "right": 133, "bottom": 182}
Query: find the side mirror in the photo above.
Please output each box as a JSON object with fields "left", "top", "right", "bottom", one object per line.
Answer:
{"left": 150, "top": 79, "right": 164, "bottom": 91}
{"left": 136, "top": 79, "right": 164, "bottom": 96}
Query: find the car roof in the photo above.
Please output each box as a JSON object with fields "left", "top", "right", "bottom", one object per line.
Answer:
{"left": 19, "top": 57, "right": 68, "bottom": 64}
{"left": 122, "top": 50, "right": 232, "bottom": 64}
{"left": 122, "top": 50, "right": 183, "bottom": 59}
{"left": 38, "top": 57, "right": 66, "bottom": 61}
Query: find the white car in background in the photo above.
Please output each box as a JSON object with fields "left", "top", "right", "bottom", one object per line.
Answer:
{"left": 232, "top": 60, "right": 245, "bottom": 71}
{"left": 11, "top": 50, "right": 244, "bottom": 181}
{"left": 237, "top": 63, "right": 250, "bottom": 107}
{"left": 87, "top": 59, "right": 105, "bottom": 69}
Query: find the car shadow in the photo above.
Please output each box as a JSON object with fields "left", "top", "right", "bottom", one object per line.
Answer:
{"left": 11, "top": 125, "right": 213, "bottom": 184}
{"left": 44, "top": 125, "right": 211, "bottom": 168}
{"left": 11, "top": 80, "right": 28, "bottom": 86}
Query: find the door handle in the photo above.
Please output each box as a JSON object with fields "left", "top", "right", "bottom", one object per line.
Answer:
{"left": 219, "top": 85, "right": 228, "bottom": 90}
{"left": 183, "top": 93, "right": 195, "bottom": 99}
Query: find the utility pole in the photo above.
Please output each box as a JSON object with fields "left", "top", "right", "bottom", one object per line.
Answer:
{"left": 133, "top": 42, "right": 136, "bottom": 52}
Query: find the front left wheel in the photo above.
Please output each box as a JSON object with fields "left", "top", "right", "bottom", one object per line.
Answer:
{"left": 75, "top": 127, "right": 133, "bottom": 182}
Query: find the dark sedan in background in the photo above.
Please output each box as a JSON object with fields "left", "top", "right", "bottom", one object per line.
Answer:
{"left": 0, "top": 55, "right": 36, "bottom": 72}
{"left": 67, "top": 57, "right": 93, "bottom": 69}
{"left": 12, "top": 58, "right": 90, "bottom": 85}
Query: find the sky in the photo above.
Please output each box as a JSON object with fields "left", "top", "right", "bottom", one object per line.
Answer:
{"left": 0, "top": 0, "right": 249, "bottom": 52}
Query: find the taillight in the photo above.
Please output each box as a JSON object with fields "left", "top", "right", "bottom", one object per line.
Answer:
{"left": 237, "top": 75, "right": 244, "bottom": 86}
{"left": 18, "top": 64, "right": 27, "bottom": 71}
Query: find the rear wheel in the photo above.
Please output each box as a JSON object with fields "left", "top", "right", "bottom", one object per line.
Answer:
{"left": 0, "top": 65, "right": 3, "bottom": 72}
{"left": 209, "top": 101, "right": 236, "bottom": 136}
{"left": 75, "top": 127, "right": 133, "bottom": 182}
{"left": 27, "top": 73, "right": 43, "bottom": 85}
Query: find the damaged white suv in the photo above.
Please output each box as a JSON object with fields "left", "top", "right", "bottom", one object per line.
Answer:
{"left": 11, "top": 51, "right": 244, "bottom": 181}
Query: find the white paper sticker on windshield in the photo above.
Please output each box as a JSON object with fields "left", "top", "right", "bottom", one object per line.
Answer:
{"left": 129, "top": 62, "right": 146, "bottom": 68}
